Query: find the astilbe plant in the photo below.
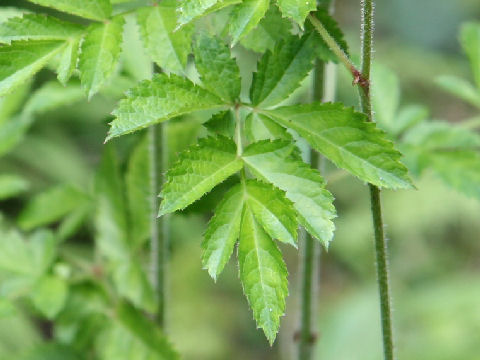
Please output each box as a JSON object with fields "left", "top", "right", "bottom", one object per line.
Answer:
{"left": 5, "top": 1, "right": 480, "bottom": 359}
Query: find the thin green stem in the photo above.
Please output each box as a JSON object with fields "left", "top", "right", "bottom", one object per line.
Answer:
{"left": 369, "top": 184, "right": 394, "bottom": 360}
{"left": 360, "top": 1, "right": 395, "bottom": 359}
{"left": 297, "top": 61, "right": 325, "bottom": 360}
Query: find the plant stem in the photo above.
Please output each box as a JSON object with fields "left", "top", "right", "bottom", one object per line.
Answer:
{"left": 149, "top": 122, "right": 169, "bottom": 328}
{"left": 369, "top": 184, "right": 394, "bottom": 360}
{"left": 360, "top": 1, "right": 395, "bottom": 359}
{"left": 297, "top": 60, "right": 324, "bottom": 360}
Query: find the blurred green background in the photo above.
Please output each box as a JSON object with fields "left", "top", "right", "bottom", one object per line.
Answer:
{"left": 0, "top": 0, "right": 480, "bottom": 359}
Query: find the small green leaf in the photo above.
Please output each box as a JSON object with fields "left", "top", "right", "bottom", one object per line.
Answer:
{"left": 238, "top": 206, "right": 288, "bottom": 344}
{"left": 240, "top": 6, "right": 292, "bottom": 53}
{"left": 108, "top": 74, "right": 224, "bottom": 140}
{"left": 114, "top": 301, "right": 179, "bottom": 360}
{"left": 202, "top": 184, "right": 243, "bottom": 280}
{"left": 203, "top": 110, "right": 236, "bottom": 137}
{"left": 137, "top": 4, "right": 193, "bottom": 74}
{"left": 26, "top": 0, "right": 112, "bottom": 21}
{"left": 229, "top": 0, "right": 269, "bottom": 45}
{"left": 159, "top": 136, "right": 243, "bottom": 215}
{"left": 243, "top": 140, "right": 336, "bottom": 247}
{"left": 177, "top": 0, "right": 240, "bottom": 28}
{"left": 461, "top": 22, "right": 480, "bottom": 89}
{"left": 0, "top": 14, "right": 83, "bottom": 44}
{"left": 245, "top": 113, "right": 292, "bottom": 142}
{"left": 250, "top": 33, "right": 316, "bottom": 108}
{"left": 436, "top": 75, "right": 480, "bottom": 109}
{"left": 31, "top": 275, "right": 68, "bottom": 319}
{"left": 0, "top": 40, "right": 65, "bottom": 96}
{"left": 57, "top": 37, "right": 81, "bottom": 85}
{"left": 193, "top": 34, "right": 241, "bottom": 102}
{"left": 18, "top": 184, "right": 89, "bottom": 231}
{"left": 79, "top": 16, "right": 124, "bottom": 99}
{"left": 263, "top": 103, "right": 413, "bottom": 189}
{"left": 276, "top": 0, "right": 315, "bottom": 27}
{"left": 245, "top": 180, "right": 297, "bottom": 246}
{"left": 0, "top": 174, "right": 29, "bottom": 200}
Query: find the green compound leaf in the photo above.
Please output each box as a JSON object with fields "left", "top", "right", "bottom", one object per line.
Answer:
{"left": 0, "top": 14, "right": 83, "bottom": 44}
{"left": 202, "top": 184, "right": 243, "bottom": 280}
{"left": 243, "top": 140, "right": 336, "bottom": 247}
{"left": 177, "top": 0, "right": 240, "bottom": 28}
{"left": 276, "top": 0, "right": 316, "bottom": 28}
{"left": 262, "top": 103, "right": 414, "bottom": 189}
{"left": 240, "top": 6, "right": 292, "bottom": 53}
{"left": 137, "top": 3, "right": 193, "bottom": 74}
{"left": 238, "top": 206, "right": 288, "bottom": 345}
{"left": 461, "top": 22, "right": 480, "bottom": 89}
{"left": 193, "top": 34, "right": 241, "bottom": 103}
{"left": 250, "top": 33, "right": 316, "bottom": 108}
{"left": 0, "top": 40, "right": 65, "bottom": 97}
{"left": 229, "top": 0, "right": 269, "bottom": 45}
{"left": 244, "top": 180, "right": 297, "bottom": 247}
{"left": 26, "top": 0, "right": 112, "bottom": 21}
{"left": 158, "top": 136, "right": 243, "bottom": 216}
{"left": 108, "top": 74, "right": 225, "bottom": 140}
{"left": 79, "top": 16, "right": 124, "bottom": 100}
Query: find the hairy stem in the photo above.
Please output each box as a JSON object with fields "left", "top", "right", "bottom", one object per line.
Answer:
{"left": 360, "top": 1, "right": 395, "bottom": 359}
{"left": 149, "top": 122, "right": 169, "bottom": 328}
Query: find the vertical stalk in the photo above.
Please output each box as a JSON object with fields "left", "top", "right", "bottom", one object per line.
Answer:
{"left": 149, "top": 122, "right": 169, "bottom": 328}
{"left": 360, "top": 1, "right": 395, "bottom": 359}
{"left": 297, "top": 61, "right": 324, "bottom": 360}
